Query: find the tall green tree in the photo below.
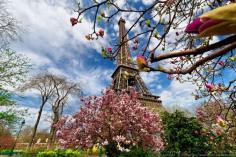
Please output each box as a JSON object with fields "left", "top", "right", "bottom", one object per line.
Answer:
{"left": 161, "top": 110, "right": 211, "bottom": 156}
{"left": 0, "top": 50, "right": 30, "bottom": 127}
{"left": 0, "top": 0, "right": 30, "bottom": 129}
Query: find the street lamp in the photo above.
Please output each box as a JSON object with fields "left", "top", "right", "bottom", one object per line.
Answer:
{"left": 10, "top": 120, "right": 25, "bottom": 156}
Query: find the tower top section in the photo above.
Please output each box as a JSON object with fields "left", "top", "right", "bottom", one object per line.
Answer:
{"left": 117, "top": 18, "right": 133, "bottom": 67}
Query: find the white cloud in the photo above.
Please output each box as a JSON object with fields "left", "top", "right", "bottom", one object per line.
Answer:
{"left": 6, "top": 0, "right": 113, "bottom": 95}
{"left": 19, "top": 50, "right": 52, "bottom": 66}
{"left": 9, "top": 0, "right": 108, "bottom": 61}
{"left": 159, "top": 79, "right": 199, "bottom": 112}
{"left": 140, "top": 71, "right": 161, "bottom": 88}
{"left": 115, "top": 0, "right": 126, "bottom": 8}
{"left": 74, "top": 68, "right": 113, "bottom": 95}
{"left": 47, "top": 67, "right": 68, "bottom": 77}
{"left": 142, "top": 0, "right": 155, "bottom": 5}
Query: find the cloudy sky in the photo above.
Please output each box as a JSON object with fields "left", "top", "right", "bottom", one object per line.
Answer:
{"left": 6, "top": 0, "right": 202, "bottom": 130}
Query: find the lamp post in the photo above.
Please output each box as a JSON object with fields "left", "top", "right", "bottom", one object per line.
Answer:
{"left": 10, "top": 120, "right": 25, "bottom": 156}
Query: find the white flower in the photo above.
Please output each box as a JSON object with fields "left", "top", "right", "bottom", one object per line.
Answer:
{"left": 124, "top": 148, "right": 130, "bottom": 152}
{"left": 117, "top": 143, "right": 125, "bottom": 152}
{"left": 102, "top": 139, "right": 109, "bottom": 146}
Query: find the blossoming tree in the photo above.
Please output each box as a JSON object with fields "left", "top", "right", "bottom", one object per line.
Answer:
{"left": 196, "top": 101, "right": 236, "bottom": 152}
{"left": 55, "top": 88, "right": 164, "bottom": 156}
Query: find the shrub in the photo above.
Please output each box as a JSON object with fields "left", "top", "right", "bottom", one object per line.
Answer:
{"left": 57, "top": 149, "right": 81, "bottom": 157}
{"left": 0, "top": 149, "right": 12, "bottom": 155}
{"left": 37, "top": 150, "right": 57, "bottom": 157}
{"left": 161, "top": 110, "right": 211, "bottom": 156}
{"left": 0, "top": 135, "right": 14, "bottom": 149}
{"left": 36, "top": 149, "right": 81, "bottom": 157}
{"left": 118, "top": 147, "right": 158, "bottom": 157}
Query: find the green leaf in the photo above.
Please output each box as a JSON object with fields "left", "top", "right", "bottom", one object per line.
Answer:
{"left": 97, "top": 15, "right": 102, "bottom": 22}
{"left": 101, "top": 47, "right": 108, "bottom": 58}
{"left": 154, "top": 31, "right": 158, "bottom": 38}
{"left": 145, "top": 19, "right": 151, "bottom": 27}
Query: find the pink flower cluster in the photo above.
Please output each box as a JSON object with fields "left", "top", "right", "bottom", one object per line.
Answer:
{"left": 55, "top": 88, "right": 164, "bottom": 151}
{"left": 205, "top": 82, "right": 227, "bottom": 92}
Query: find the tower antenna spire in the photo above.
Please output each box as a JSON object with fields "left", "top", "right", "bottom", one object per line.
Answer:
{"left": 117, "top": 17, "right": 132, "bottom": 66}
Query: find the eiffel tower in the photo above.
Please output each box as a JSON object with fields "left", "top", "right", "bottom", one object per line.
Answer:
{"left": 111, "top": 18, "right": 162, "bottom": 111}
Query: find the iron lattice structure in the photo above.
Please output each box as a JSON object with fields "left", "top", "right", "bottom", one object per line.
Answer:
{"left": 111, "top": 18, "right": 162, "bottom": 110}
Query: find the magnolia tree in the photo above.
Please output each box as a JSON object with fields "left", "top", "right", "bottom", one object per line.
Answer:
{"left": 196, "top": 101, "right": 236, "bottom": 151}
{"left": 69, "top": 0, "right": 236, "bottom": 136}
{"left": 55, "top": 88, "right": 164, "bottom": 155}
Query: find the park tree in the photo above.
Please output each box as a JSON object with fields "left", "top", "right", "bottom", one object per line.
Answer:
{"left": 0, "top": 0, "right": 19, "bottom": 48}
{"left": 21, "top": 74, "right": 56, "bottom": 148}
{"left": 55, "top": 88, "right": 164, "bottom": 156}
{"left": 21, "top": 74, "right": 81, "bottom": 148}
{"left": 0, "top": 0, "right": 28, "bottom": 86}
{"left": 47, "top": 75, "right": 81, "bottom": 147}
{"left": 0, "top": 0, "right": 30, "bottom": 129}
{"left": 70, "top": 0, "right": 236, "bottom": 133}
{"left": 161, "top": 110, "right": 211, "bottom": 156}
{"left": 0, "top": 49, "right": 30, "bottom": 87}
{"left": 196, "top": 101, "right": 236, "bottom": 153}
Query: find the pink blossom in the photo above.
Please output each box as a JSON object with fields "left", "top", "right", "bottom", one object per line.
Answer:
{"left": 218, "top": 61, "right": 225, "bottom": 66}
{"left": 107, "top": 47, "right": 112, "bottom": 53}
{"left": 167, "top": 74, "right": 173, "bottom": 80}
{"left": 70, "top": 17, "right": 78, "bottom": 26}
{"left": 185, "top": 18, "right": 203, "bottom": 34}
{"left": 185, "top": 18, "right": 222, "bottom": 35}
{"left": 185, "top": 4, "right": 236, "bottom": 37}
{"left": 98, "top": 29, "right": 104, "bottom": 37}
{"left": 216, "top": 115, "right": 226, "bottom": 127}
{"left": 216, "top": 129, "right": 222, "bottom": 136}
{"left": 205, "top": 82, "right": 215, "bottom": 91}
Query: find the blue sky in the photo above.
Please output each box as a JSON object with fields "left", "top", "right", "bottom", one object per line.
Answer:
{"left": 6, "top": 0, "right": 205, "bottom": 130}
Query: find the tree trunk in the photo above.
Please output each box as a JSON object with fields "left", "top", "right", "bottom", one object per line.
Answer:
{"left": 60, "top": 103, "right": 64, "bottom": 117}
{"left": 28, "top": 99, "right": 47, "bottom": 148}
{"left": 48, "top": 110, "right": 59, "bottom": 148}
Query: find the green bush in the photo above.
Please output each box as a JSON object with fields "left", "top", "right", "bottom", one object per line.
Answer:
{"left": 57, "top": 149, "right": 81, "bottom": 157}
{"left": 118, "top": 147, "right": 157, "bottom": 157}
{"left": 36, "top": 149, "right": 81, "bottom": 157}
{"left": 0, "top": 149, "right": 12, "bottom": 155}
{"left": 37, "top": 150, "right": 57, "bottom": 157}
{"left": 160, "top": 110, "right": 211, "bottom": 156}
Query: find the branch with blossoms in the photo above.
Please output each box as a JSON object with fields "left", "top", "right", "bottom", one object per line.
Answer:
{"left": 70, "top": 1, "right": 236, "bottom": 109}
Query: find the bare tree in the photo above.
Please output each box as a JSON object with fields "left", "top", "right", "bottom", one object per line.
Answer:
{"left": 21, "top": 74, "right": 56, "bottom": 148}
{"left": 0, "top": 0, "right": 19, "bottom": 49}
{"left": 22, "top": 74, "right": 81, "bottom": 148}
{"left": 47, "top": 75, "right": 81, "bottom": 148}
